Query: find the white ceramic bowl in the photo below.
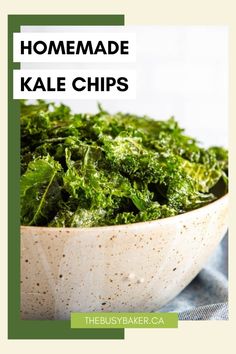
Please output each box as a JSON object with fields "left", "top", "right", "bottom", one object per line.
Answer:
{"left": 21, "top": 194, "right": 228, "bottom": 319}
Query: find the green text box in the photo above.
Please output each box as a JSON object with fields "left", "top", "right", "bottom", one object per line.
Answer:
{"left": 71, "top": 312, "right": 178, "bottom": 329}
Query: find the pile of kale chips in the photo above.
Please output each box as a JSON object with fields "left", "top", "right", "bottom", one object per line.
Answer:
{"left": 20, "top": 100, "right": 228, "bottom": 227}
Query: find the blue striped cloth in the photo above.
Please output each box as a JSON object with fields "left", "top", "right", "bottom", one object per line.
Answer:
{"left": 159, "top": 234, "right": 228, "bottom": 320}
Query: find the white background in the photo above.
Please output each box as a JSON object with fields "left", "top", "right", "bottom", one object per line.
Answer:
{"left": 21, "top": 26, "right": 228, "bottom": 147}
{"left": 14, "top": 32, "right": 136, "bottom": 62}
{"left": 13, "top": 69, "right": 136, "bottom": 99}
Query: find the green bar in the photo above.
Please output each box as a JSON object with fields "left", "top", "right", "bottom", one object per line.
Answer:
{"left": 8, "top": 14, "right": 124, "bottom": 27}
{"left": 8, "top": 14, "right": 124, "bottom": 340}
{"left": 71, "top": 313, "right": 178, "bottom": 329}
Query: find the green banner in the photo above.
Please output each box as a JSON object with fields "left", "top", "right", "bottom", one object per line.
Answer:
{"left": 71, "top": 312, "right": 178, "bottom": 329}
{"left": 8, "top": 14, "right": 124, "bottom": 340}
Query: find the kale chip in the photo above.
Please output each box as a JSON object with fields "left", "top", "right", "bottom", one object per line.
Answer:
{"left": 20, "top": 100, "right": 228, "bottom": 227}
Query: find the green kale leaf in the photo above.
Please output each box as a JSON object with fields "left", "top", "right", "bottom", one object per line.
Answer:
{"left": 20, "top": 155, "right": 62, "bottom": 225}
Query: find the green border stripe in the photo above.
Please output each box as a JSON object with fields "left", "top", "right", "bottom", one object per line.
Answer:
{"left": 8, "top": 14, "right": 124, "bottom": 26}
{"left": 8, "top": 14, "right": 124, "bottom": 340}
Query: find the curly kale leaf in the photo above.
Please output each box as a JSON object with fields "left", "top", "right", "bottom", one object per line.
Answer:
{"left": 53, "top": 147, "right": 154, "bottom": 227}
{"left": 20, "top": 155, "right": 62, "bottom": 225}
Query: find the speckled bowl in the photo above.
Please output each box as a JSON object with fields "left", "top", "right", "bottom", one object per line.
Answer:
{"left": 21, "top": 194, "right": 228, "bottom": 319}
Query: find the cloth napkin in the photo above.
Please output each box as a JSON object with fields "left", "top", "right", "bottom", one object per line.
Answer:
{"left": 159, "top": 234, "right": 228, "bottom": 320}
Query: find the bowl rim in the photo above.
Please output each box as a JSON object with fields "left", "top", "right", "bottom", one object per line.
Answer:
{"left": 20, "top": 193, "right": 228, "bottom": 233}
